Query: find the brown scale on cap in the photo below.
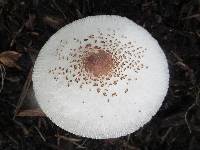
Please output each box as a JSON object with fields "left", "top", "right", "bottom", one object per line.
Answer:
{"left": 48, "top": 30, "right": 149, "bottom": 98}
{"left": 83, "top": 50, "right": 116, "bottom": 77}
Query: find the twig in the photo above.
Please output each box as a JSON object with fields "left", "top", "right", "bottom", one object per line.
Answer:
{"left": 79, "top": 139, "right": 88, "bottom": 148}
{"left": 171, "top": 51, "right": 183, "bottom": 62}
{"left": 184, "top": 81, "right": 200, "bottom": 134}
{"left": 126, "top": 134, "right": 131, "bottom": 143}
{"left": 10, "top": 23, "right": 25, "bottom": 48}
{"left": 55, "top": 134, "right": 85, "bottom": 149}
{"left": 161, "top": 127, "right": 172, "bottom": 143}
{"left": 76, "top": 9, "right": 83, "bottom": 18}
{"left": 196, "top": 31, "right": 200, "bottom": 38}
{"left": 55, "top": 134, "right": 82, "bottom": 142}
{"left": 73, "top": 142, "right": 86, "bottom": 149}
{"left": 171, "top": 50, "right": 199, "bottom": 131}
{"left": 13, "top": 67, "right": 33, "bottom": 119}
{"left": 13, "top": 119, "right": 29, "bottom": 135}
{"left": 5, "top": 132, "right": 19, "bottom": 145}
{"left": 195, "top": 88, "right": 200, "bottom": 106}
{"left": 171, "top": 51, "right": 195, "bottom": 85}
{"left": 51, "top": 0, "right": 67, "bottom": 19}
{"left": 0, "top": 64, "right": 6, "bottom": 93}
{"left": 182, "top": 14, "right": 200, "bottom": 20}
{"left": 34, "top": 126, "right": 46, "bottom": 142}
{"left": 184, "top": 103, "right": 195, "bottom": 134}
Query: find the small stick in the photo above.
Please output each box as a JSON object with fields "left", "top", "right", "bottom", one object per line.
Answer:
{"left": 184, "top": 103, "right": 195, "bottom": 134}
{"left": 13, "top": 67, "right": 33, "bottom": 119}
{"left": 34, "top": 126, "right": 46, "bottom": 142}
{"left": 0, "top": 64, "right": 6, "bottom": 93}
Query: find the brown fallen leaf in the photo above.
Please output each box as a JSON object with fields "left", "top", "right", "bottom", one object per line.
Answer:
{"left": 43, "top": 16, "right": 64, "bottom": 29}
{"left": 16, "top": 108, "right": 45, "bottom": 117}
{"left": 0, "top": 51, "right": 22, "bottom": 70}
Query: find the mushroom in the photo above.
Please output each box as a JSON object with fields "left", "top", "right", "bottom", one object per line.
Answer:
{"left": 32, "top": 15, "right": 169, "bottom": 139}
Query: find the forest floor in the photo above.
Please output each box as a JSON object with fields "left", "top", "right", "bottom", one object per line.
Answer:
{"left": 0, "top": 0, "right": 200, "bottom": 150}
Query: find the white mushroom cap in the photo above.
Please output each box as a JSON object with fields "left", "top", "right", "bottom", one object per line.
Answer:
{"left": 32, "top": 15, "right": 169, "bottom": 139}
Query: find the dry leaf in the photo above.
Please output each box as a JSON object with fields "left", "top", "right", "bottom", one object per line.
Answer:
{"left": 16, "top": 108, "right": 45, "bottom": 117}
{"left": 43, "top": 16, "right": 64, "bottom": 29}
{"left": 0, "top": 51, "right": 22, "bottom": 69}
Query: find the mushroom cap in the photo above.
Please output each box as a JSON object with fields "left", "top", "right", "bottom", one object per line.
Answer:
{"left": 32, "top": 15, "right": 169, "bottom": 139}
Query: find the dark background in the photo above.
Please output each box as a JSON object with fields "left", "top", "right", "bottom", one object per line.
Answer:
{"left": 0, "top": 0, "right": 200, "bottom": 149}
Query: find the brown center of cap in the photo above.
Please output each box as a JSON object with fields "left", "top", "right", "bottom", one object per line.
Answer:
{"left": 83, "top": 50, "right": 114, "bottom": 77}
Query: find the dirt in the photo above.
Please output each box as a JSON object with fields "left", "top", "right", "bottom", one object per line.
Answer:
{"left": 0, "top": 0, "right": 200, "bottom": 150}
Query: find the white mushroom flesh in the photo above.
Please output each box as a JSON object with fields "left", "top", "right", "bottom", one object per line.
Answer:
{"left": 33, "top": 15, "right": 169, "bottom": 139}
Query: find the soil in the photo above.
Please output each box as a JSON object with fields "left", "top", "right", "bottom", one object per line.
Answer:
{"left": 0, "top": 0, "right": 200, "bottom": 150}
